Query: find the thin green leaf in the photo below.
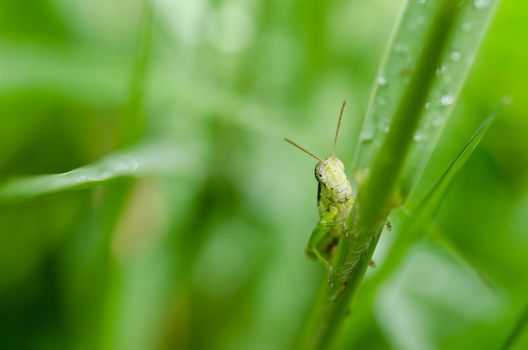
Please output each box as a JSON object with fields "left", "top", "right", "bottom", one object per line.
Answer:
{"left": 380, "top": 100, "right": 508, "bottom": 282}
{"left": 352, "top": 0, "right": 500, "bottom": 201}
{"left": 410, "top": 98, "right": 510, "bottom": 217}
{"left": 0, "top": 143, "right": 200, "bottom": 203}
{"left": 121, "top": 0, "right": 154, "bottom": 146}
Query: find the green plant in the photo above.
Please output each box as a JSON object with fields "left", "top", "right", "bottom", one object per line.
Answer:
{"left": 0, "top": 0, "right": 520, "bottom": 349}
{"left": 296, "top": 1, "right": 501, "bottom": 349}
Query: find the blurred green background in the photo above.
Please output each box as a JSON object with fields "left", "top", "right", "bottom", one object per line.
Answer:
{"left": 0, "top": 0, "right": 527, "bottom": 349}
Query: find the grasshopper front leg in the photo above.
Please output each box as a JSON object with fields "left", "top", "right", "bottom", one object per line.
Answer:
{"left": 306, "top": 205, "right": 339, "bottom": 275}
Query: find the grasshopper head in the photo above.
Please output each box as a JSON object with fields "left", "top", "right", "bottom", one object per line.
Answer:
{"left": 285, "top": 101, "right": 352, "bottom": 204}
{"left": 315, "top": 156, "right": 352, "bottom": 202}
{"left": 314, "top": 156, "right": 346, "bottom": 186}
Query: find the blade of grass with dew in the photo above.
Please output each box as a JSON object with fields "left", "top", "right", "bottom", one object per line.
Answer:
{"left": 352, "top": 0, "right": 500, "bottom": 202}
{"left": 402, "top": 0, "right": 501, "bottom": 199}
{"left": 337, "top": 101, "right": 507, "bottom": 349}
{"left": 351, "top": 0, "right": 436, "bottom": 183}
{"left": 0, "top": 143, "right": 200, "bottom": 204}
{"left": 297, "top": 2, "right": 465, "bottom": 349}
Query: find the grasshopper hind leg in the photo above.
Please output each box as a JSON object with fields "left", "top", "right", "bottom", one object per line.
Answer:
{"left": 306, "top": 223, "right": 339, "bottom": 276}
{"left": 306, "top": 245, "right": 334, "bottom": 276}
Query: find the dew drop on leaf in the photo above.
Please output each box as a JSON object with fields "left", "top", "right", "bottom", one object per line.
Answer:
{"left": 75, "top": 175, "right": 88, "bottom": 184}
{"left": 415, "top": 16, "right": 425, "bottom": 26}
{"left": 394, "top": 43, "right": 409, "bottom": 53}
{"left": 473, "top": 0, "right": 490, "bottom": 10}
{"left": 360, "top": 128, "right": 375, "bottom": 142}
{"left": 436, "top": 63, "right": 447, "bottom": 76}
{"left": 440, "top": 94, "right": 454, "bottom": 106}
{"left": 413, "top": 133, "right": 425, "bottom": 142}
{"left": 433, "top": 116, "right": 445, "bottom": 127}
{"left": 379, "top": 118, "right": 390, "bottom": 133}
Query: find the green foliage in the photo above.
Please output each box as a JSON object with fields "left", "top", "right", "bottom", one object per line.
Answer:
{"left": 0, "top": 1, "right": 526, "bottom": 350}
{"left": 298, "top": 1, "right": 501, "bottom": 348}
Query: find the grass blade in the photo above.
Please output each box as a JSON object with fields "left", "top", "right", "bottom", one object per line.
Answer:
{"left": 298, "top": 2, "right": 465, "bottom": 348}
{"left": 410, "top": 98, "right": 510, "bottom": 217}
{"left": 353, "top": 0, "right": 500, "bottom": 201}
{"left": 0, "top": 143, "right": 199, "bottom": 203}
{"left": 121, "top": 0, "right": 154, "bottom": 146}
{"left": 379, "top": 99, "right": 508, "bottom": 287}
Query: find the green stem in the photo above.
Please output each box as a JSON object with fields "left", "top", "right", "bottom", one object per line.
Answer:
{"left": 121, "top": 0, "right": 153, "bottom": 146}
{"left": 97, "top": 2, "right": 154, "bottom": 350}
{"left": 298, "top": 1, "right": 462, "bottom": 349}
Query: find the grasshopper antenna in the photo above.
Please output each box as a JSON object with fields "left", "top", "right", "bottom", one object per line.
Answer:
{"left": 284, "top": 138, "right": 323, "bottom": 162}
{"left": 333, "top": 101, "right": 346, "bottom": 155}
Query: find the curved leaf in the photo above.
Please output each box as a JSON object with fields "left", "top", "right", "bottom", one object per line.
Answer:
{"left": 0, "top": 143, "right": 200, "bottom": 203}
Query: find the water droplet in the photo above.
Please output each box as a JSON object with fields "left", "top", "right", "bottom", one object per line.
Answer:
{"left": 462, "top": 22, "right": 472, "bottom": 32}
{"left": 377, "top": 75, "right": 387, "bottom": 86}
{"left": 415, "top": 16, "right": 425, "bottom": 25}
{"left": 502, "top": 95, "right": 513, "bottom": 105}
{"left": 417, "top": 0, "right": 426, "bottom": 4}
{"left": 440, "top": 94, "right": 454, "bottom": 106}
{"left": 379, "top": 119, "right": 390, "bottom": 133}
{"left": 424, "top": 102, "right": 431, "bottom": 109}
{"left": 360, "top": 128, "right": 375, "bottom": 141}
{"left": 473, "top": 0, "right": 490, "bottom": 9}
{"left": 450, "top": 51, "right": 461, "bottom": 61}
{"left": 409, "top": 16, "right": 425, "bottom": 31}
{"left": 433, "top": 116, "right": 445, "bottom": 127}
{"left": 414, "top": 133, "right": 425, "bottom": 142}
{"left": 76, "top": 175, "right": 88, "bottom": 184}
{"left": 394, "top": 43, "right": 409, "bottom": 53}
{"left": 436, "top": 63, "right": 447, "bottom": 76}
{"left": 421, "top": 120, "right": 432, "bottom": 130}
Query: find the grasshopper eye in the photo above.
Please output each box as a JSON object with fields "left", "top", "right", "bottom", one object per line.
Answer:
{"left": 314, "top": 164, "right": 327, "bottom": 183}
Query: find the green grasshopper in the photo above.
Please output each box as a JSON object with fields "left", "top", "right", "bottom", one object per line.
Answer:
{"left": 285, "top": 102, "right": 354, "bottom": 274}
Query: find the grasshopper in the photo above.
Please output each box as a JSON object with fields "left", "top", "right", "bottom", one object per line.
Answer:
{"left": 285, "top": 102, "right": 354, "bottom": 274}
